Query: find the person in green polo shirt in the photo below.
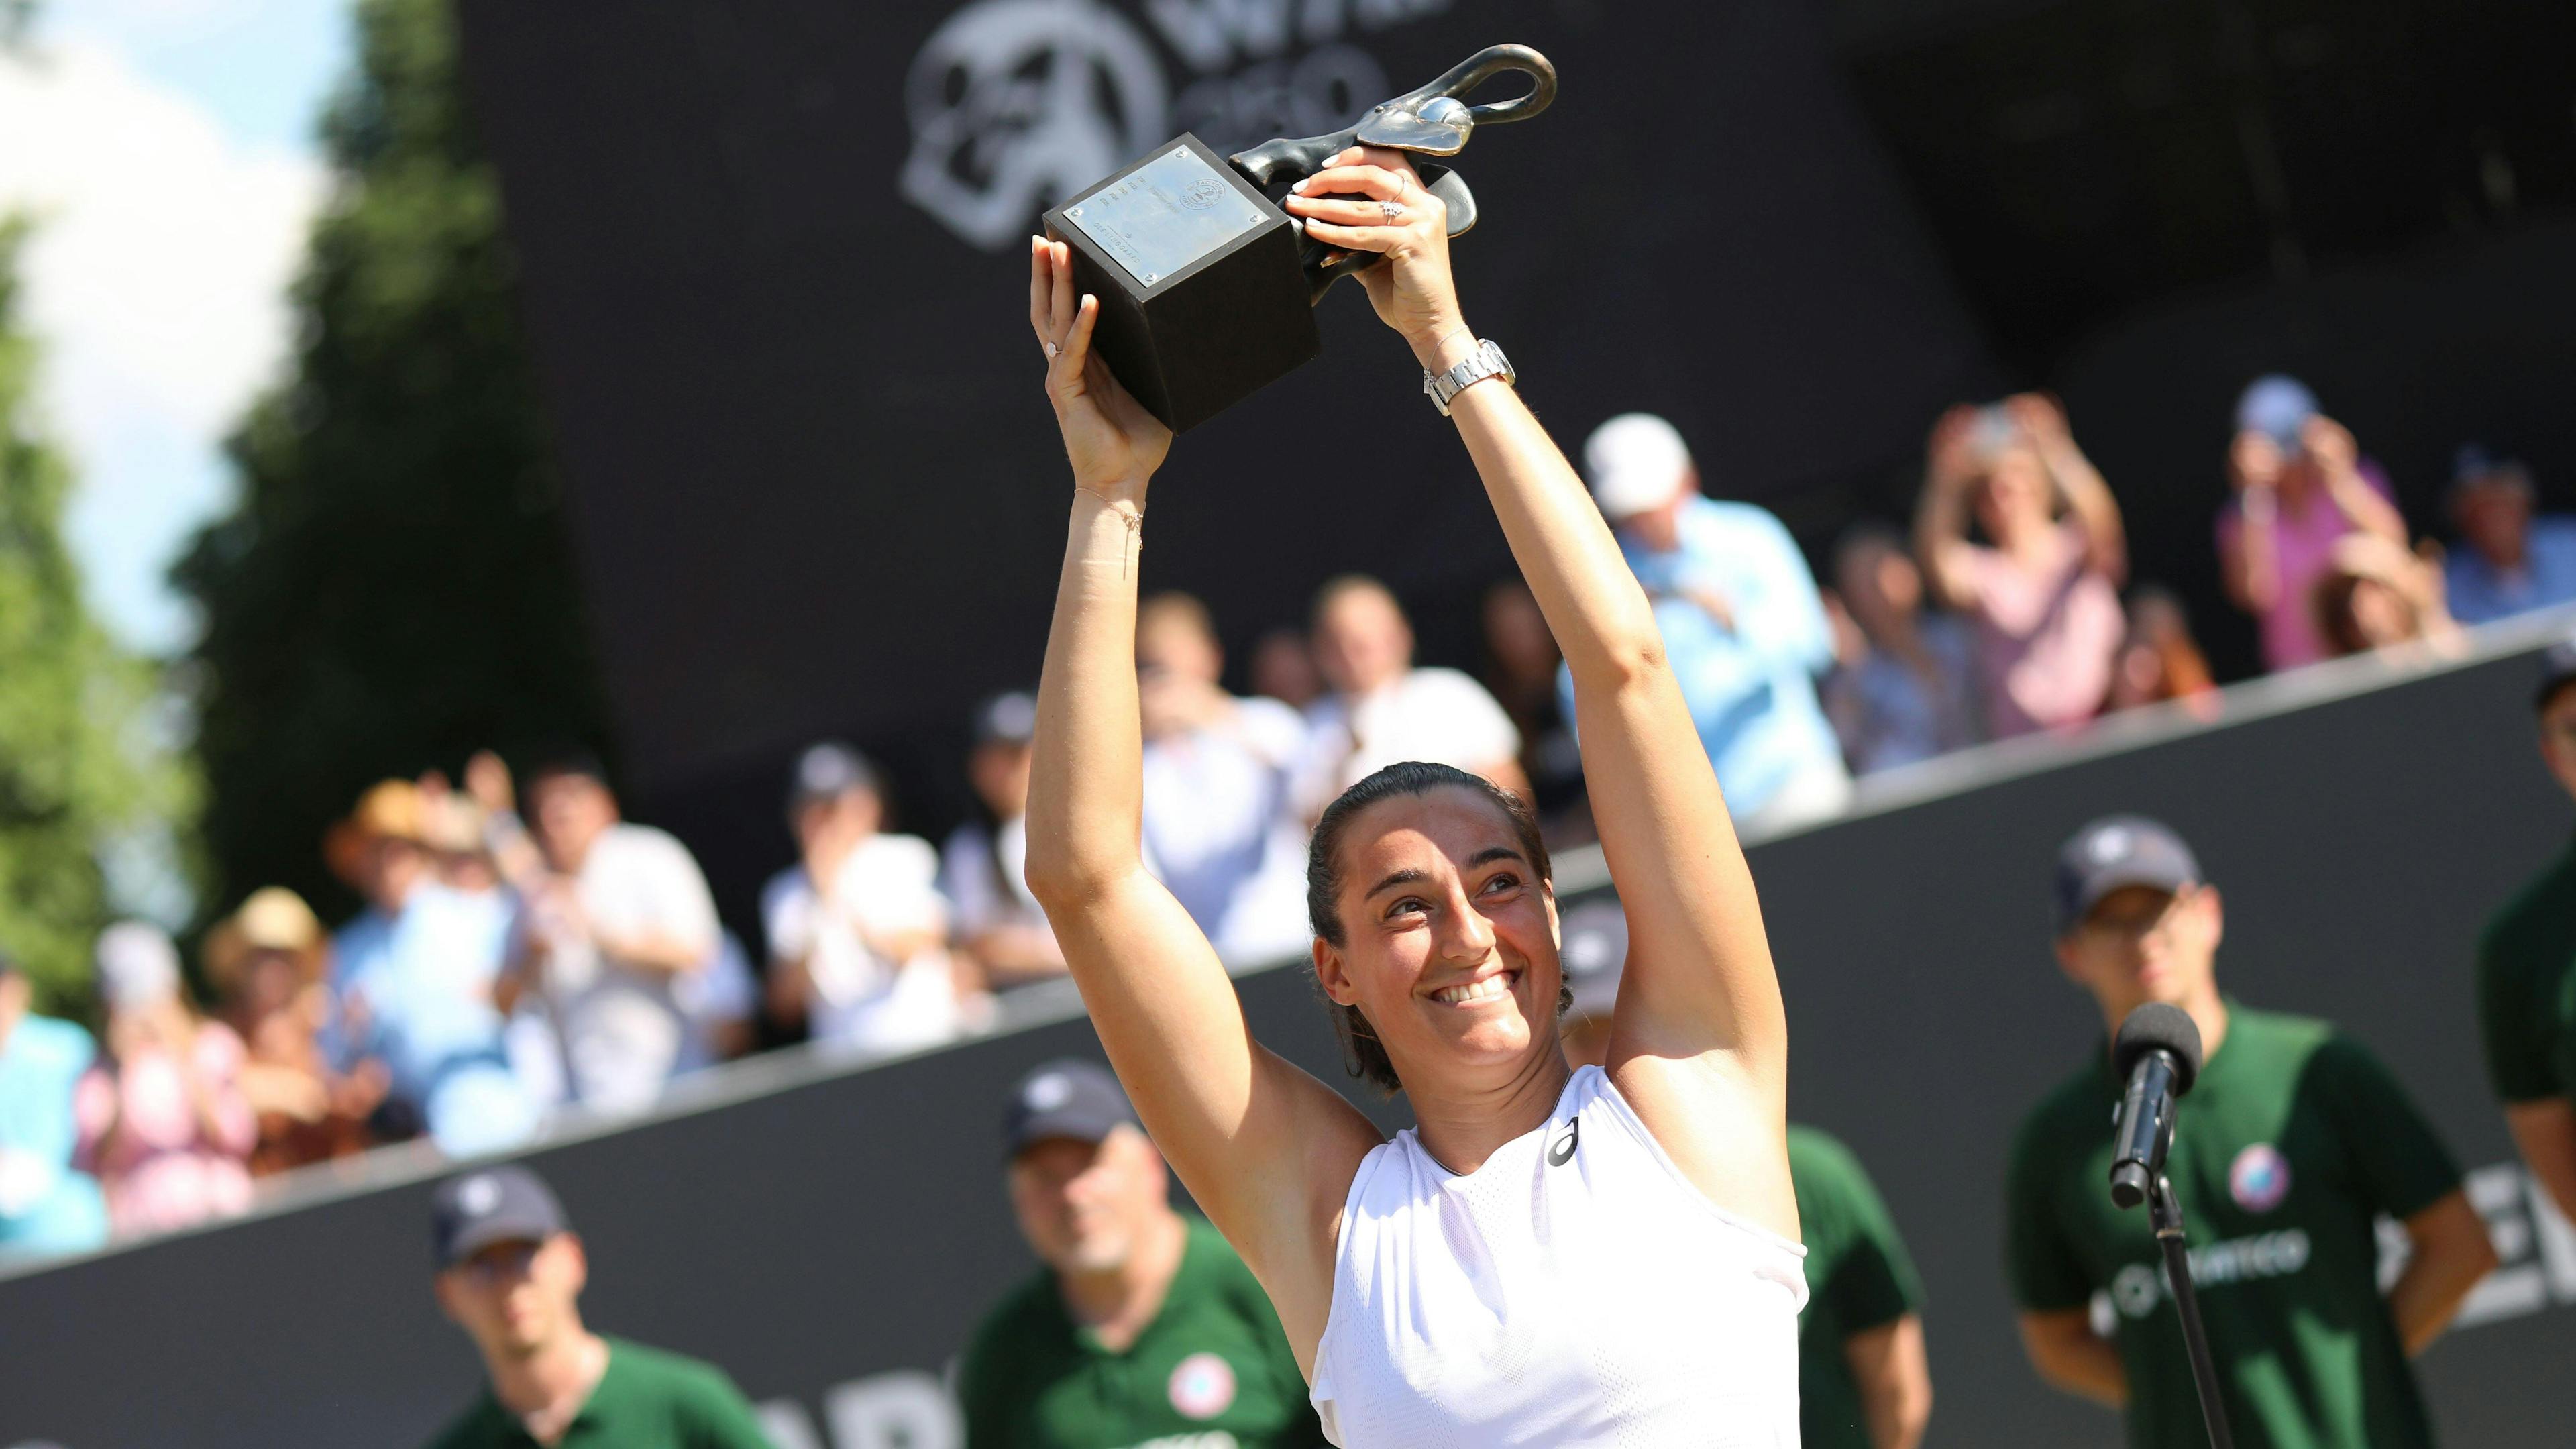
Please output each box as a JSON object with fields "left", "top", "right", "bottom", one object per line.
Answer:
{"left": 2008, "top": 815, "right": 2496, "bottom": 1449}
{"left": 2477, "top": 635, "right": 2576, "bottom": 1224}
{"left": 421, "top": 1164, "right": 773, "bottom": 1449}
{"left": 1557, "top": 904, "right": 1933, "bottom": 1448}
{"left": 958, "top": 1059, "right": 1326, "bottom": 1449}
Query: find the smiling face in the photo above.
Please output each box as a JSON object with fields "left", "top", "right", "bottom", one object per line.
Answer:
{"left": 1311, "top": 786, "right": 1561, "bottom": 1093}
{"left": 2055, "top": 882, "right": 2224, "bottom": 1029}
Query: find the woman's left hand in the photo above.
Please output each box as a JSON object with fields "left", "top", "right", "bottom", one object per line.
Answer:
{"left": 1282, "top": 147, "right": 1468, "bottom": 366}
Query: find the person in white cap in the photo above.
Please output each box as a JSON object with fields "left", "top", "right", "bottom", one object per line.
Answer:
{"left": 1578, "top": 410, "right": 1849, "bottom": 831}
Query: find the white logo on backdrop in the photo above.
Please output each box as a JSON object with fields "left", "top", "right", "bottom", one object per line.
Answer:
{"left": 901, "top": 0, "right": 1169, "bottom": 252}
{"left": 902, "top": 0, "right": 1454, "bottom": 250}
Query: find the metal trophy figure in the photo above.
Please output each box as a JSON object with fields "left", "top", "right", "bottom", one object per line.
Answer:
{"left": 1041, "top": 44, "right": 1556, "bottom": 431}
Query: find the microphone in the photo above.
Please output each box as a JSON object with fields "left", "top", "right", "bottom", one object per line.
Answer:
{"left": 2108, "top": 1004, "right": 2204, "bottom": 1210}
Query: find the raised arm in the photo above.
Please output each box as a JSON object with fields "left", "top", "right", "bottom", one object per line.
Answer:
{"left": 2220, "top": 431, "right": 2284, "bottom": 614}
{"left": 2007, "top": 394, "right": 2126, "bottom": 584}
{"left": 1016, "top": 239, "right": 1379, "bottom": 1362}
{"left": 1290, "top": 150, "right": 1795, "bottom": 1237}
{"left": 1912, "top": 407, "right": 1985, "bottom": 611}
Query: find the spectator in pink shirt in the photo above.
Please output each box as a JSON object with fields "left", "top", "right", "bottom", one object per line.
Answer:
{"left": 1914, "top": 394, "right": 2127, "bottom": 739}
{"left": 73, "top": 923, "right": 257, "bottom": 1239}
{"left": 2216, "top": 375, "right": 2411, "bottom": 672}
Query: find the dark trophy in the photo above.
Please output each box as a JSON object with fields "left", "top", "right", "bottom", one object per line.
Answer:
{"left": 1042, "top": 45, "right": 1557, "bottom": 432}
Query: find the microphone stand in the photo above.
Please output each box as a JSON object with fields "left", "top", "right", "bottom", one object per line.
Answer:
{"left": 2148, "top": 1172, "right": 2237, "bottom": 1449}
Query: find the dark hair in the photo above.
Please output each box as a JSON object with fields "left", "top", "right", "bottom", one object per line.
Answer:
{"left": 1306, "top": 761, "right": 1556, "bottom": 1093}
{"left": 523, "top": 745, "right": 612, "bottom": 794}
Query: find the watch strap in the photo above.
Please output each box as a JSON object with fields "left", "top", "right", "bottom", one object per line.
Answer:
{"left": 1424, "top": 338, "right": 1515, "bottom": 416}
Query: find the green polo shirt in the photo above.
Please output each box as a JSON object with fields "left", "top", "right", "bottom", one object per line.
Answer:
{"left": 2476, "top": 829, "right": 2576, "bottom": 1103}
{"left": 1789, "top": 1124, "right": 1925, "bottom": 1449}
{"left": 422, "top": 1336, "right": 773, "bottom": 1449}
{"left": 958, "top": 1215, "right": 1326, "bottom": 1449}
{"left": 2005, "top": 1006, "right": 2461, "bottom": 1449}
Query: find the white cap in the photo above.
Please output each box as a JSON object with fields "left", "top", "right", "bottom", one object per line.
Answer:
{"left": 95, "top": 922, "right": 180, "bottom": 1011}
{"left": 1582, "top": 413, "right": 1693, "bottom": 519}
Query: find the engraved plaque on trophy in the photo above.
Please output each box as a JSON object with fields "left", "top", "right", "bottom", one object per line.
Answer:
{"left": 1044, "top": 136, "right": 1318, "bottom": 435}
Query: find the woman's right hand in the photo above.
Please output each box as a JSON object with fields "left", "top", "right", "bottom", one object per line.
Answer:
{"left": 1030, "top": 237, "right": 1171, "bottom": 503}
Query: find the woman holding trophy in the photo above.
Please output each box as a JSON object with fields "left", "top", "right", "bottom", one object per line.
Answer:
{"left": 1022, "top": 146, "right": 1805, "bottom": 1442}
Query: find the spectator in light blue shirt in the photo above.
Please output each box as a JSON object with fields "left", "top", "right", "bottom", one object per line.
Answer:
{"left": 2445, "top": 446, "right": 2576, "bottom": 627}
{"left": 1564, "top": 413, "right": 1851, "bottom": 830}
{"left": 329, "top": 780, "right": 540, "bottom": 1156}
{"left": 0, "top": 949, "right": 110, "bottom": 1259}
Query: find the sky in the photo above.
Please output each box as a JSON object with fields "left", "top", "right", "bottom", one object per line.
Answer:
{"left": 0, "top": 0, "right": 348, "bottom": 653}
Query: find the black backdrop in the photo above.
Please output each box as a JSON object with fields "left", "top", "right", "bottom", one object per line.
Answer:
{"left": 7, "top": 638, "right": 2574, "bottom": 1448}
{"left": 447, "top": 0, "right": 2576, "bottom": 936}
{"left": 447, "top": 0, "right": 1992, "bottom": 828}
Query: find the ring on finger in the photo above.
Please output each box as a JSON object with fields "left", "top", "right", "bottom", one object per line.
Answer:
{"left": 1379, "top": 199, "right": 1405, "bottom": 223}
{"left": 1043, "top": 339, "right": 1059, "bottom": 360}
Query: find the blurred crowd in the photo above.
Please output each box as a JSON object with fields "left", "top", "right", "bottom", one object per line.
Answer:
{"left": 1, "top": 372, "right": 2567, "bottom": 1263}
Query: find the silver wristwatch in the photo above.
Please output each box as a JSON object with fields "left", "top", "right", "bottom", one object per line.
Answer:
{"left": 1423, "top": 338, "right": 1515, "bottom": 417}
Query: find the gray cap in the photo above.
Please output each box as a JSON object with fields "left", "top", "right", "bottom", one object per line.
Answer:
{"left": 2235, "top": 374, "right": 2318, "bottom": 449}
{"left": 430, "top": 1165, "right": 568, "bottom": 1270}
{"left": 1002, "top": 1059, "right": 1136, "bottom": 1158}
{"left": 786, "top": 741, "right": 879, "bottom": 819}
{"left": 974, "top": 691, "right": 1040, "bottom": 747}
{"left": 2055, "top": 816, "right": 2202, "bottom": 934}
{"left": 2538, "top": 634, "right": 2576, "bottom": 713}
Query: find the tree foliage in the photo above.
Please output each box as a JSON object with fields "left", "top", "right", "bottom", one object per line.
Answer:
{"left": 178, "top": 0, "right": 607, "bottom": 924}
{"left": 0, "top": 219, "right": 191, "bottom": 1014}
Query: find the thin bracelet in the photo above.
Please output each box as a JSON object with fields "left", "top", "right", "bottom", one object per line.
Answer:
{"left": 1076, "top": 488, "right": 1146, "bottom": 578}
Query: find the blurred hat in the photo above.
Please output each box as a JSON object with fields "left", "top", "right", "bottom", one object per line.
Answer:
{"left": 420, "top": 793, "right": 488, "bottom": 856}
{"left": 431, "top": 1165, "right": 568, "bottom": 1270}
{"left": 1576, "top": 412, "right": 1700, "bottom": 518}
{"left": 974, "top": 691, "right": 1040, "bottom": 748}
{"left": 1559, "top": 899, "right": 1632, "bottom": 1020}
{"left": 2055, "top": 816, "right": 2203, "bottom": 934}
{"left": 205, "top": 888, "right": 326, "bottom": 997}
{"left": 1583, "top": 413, "right": 1693, "bottom": 520}
{"left": 2537, "top": 633, "right": 2576, "bottom": 713}
{"left": 2449, "top": 443, "right": 2533, "bottom": 499}
{"left": 2234, "top": 375, "right": 2318, "bottom": 450}
{"left": 94, "top": 922, "right": 181, "bottom": 1011}
{"left": 1003, "top": 1059, "right": 1136, "bottom": 1158}
{"left": 786, "top": 741, "right": 880, "bottom": 820}
{"left": 343, "top": 780, "right": 427, "bottom": 842}
{"left": 326, "top": 780, "right": 428, "bottom": 888}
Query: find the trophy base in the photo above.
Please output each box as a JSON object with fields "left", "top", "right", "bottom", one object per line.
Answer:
{"left": 1044, "top": 135, "right": 1321, "bottom": 433}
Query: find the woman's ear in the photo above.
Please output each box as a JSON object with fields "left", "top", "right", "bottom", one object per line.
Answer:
{"left": 1312, "top": 937, "right": 1356, "bottom": 1006}
{"left": 1544, "top": 881, "right": 1560, "bottom": 949}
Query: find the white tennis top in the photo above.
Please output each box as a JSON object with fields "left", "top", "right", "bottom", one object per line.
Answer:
{"left": 1309, "top": 1065, "right": 1808, "bottom": 1447}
